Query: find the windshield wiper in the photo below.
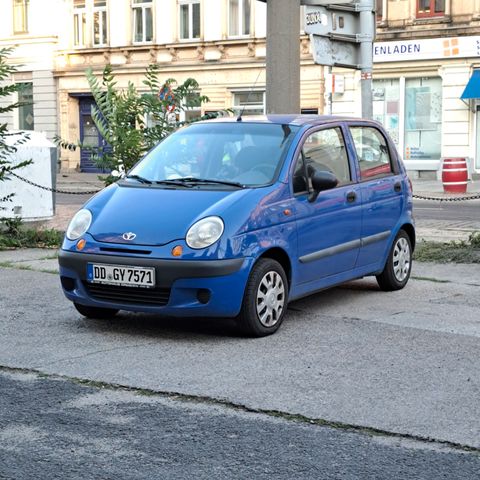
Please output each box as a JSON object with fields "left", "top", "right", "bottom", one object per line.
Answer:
{"left": 125, "top": 174, "right": 152, "bottom": 184}
{"left": 174, "top": 177, "right": 245, "bottom": 188}
{"left": 152, "top": 179, "right": 194, "bottom": 188}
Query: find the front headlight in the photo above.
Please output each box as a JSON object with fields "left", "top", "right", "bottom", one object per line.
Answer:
{"left": 66, "top": 209, "right": 92, "bottom": 241}
{"left": 186, "top": 216, "right": 224, "bottom": 249}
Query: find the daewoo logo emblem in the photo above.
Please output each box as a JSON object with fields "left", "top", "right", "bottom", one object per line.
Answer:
{"left": 122, "top": 232, "right": 137, "bottom": 241}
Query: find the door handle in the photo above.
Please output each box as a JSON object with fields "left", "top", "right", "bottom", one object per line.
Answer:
{"left": 394, "top": 182, "right": 402, "bottom": 192}
{"left": 346, "top": 191, "right": 357, "bottom": 203}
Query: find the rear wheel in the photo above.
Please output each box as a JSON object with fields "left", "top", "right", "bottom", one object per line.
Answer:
{"left": 376, "top": 230, "right": 412, "bottom": 291}
{"left": 236, "top": 258, "right": 288, "bottom": 337}
{"left": 74, "top": 302, "right": 119, "bottom": 319}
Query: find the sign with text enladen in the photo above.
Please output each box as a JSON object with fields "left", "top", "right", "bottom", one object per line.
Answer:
{"left": 374, "top": 36, "right": 480, "bottom": 63}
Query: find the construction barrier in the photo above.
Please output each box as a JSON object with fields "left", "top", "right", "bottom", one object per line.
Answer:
{"left": 441, "top": 158, "right": 468, "bottom": 194}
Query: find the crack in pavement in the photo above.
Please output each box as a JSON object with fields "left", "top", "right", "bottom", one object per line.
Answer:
{"left": 1, "top": 365, "right": 479, "bottom": 456}
{"left": 34, "top": 341, "right": 161, "bottom": 369}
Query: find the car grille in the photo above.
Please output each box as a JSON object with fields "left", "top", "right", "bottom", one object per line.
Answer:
{"left": 83, "top": 282, "right": 171, "bottom": 306}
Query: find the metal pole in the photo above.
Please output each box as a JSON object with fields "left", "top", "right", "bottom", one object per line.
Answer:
{"left": 359, "top": 0, "right": 375, "bottom": 119}
{"left": 265, "top": 0, "right": 301, "bottom": 114}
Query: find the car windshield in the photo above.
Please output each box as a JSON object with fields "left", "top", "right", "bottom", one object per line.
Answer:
{"left": 128, "top": 122, "right": 300, "bottom": 187}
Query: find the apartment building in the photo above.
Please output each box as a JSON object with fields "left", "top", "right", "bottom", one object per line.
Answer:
{"left": 1, "top": 1, "right": 479, "bottom": 174}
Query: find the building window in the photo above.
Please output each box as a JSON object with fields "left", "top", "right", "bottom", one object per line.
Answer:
{"left": 376, "top": 0, "right": 383, "bottom": 17}
{"left": 372, "top": 77, "right": 442, "bottom": 161}
{"left": 372, "top": 79, "right": 400, "bottom": 146}
{"left": 133, "top": 0, "right": 153, "bottom": 43}
{"left": 13, "top": 0, "right": 29, "bottom": 34}
{"left": 417, "top": 0, "right": 445, "bottom": 18}
{"left": 93, "top": 0, "right": 108, "bottom": 46}
{"left": 73, "top": 1, "right": 86, "bottom": 46}
{"left": 18, "top": 82, "right": 34, "bottom": 130}
{"left": 179, "top": 0, "right": 200, "bottom": 40}
{"left": 233, "top": 91, "right": 264, "bottom": 116}
{"left": 228, "top": 0, "right": 251, "bottom": 37}
{"left": 74, "top": 0, "right": 108, "bottom": 48}
{"left": 405, "top": 77, "right": 442, "bottom": 160}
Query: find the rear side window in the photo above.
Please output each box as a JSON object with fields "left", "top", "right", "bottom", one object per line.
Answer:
{"left": 350, "top": 127, "right": 393, "bottom": 180}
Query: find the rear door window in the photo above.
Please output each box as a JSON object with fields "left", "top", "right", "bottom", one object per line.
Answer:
{"left": 349, "top": 126, "right": 393, "bottom": 180}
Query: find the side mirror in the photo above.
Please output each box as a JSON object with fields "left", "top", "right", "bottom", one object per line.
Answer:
{"left": 307, "top": 167, "right": 338, "bottom": 202}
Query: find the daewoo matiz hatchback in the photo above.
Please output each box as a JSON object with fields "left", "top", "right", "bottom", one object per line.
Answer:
{"left": 59, "top": 115, "right": 415, "bottom": 337}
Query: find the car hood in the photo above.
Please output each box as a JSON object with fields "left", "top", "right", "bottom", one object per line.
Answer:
{"left": 85, "top": 183, "right": 253, "bottom": 246}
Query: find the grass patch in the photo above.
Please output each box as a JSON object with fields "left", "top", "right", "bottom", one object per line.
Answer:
{"left": 0, "top": 217, "right": 63, "bottom": 250}
{"left": 414, "top": 232, "right": 480, "bottom": 264}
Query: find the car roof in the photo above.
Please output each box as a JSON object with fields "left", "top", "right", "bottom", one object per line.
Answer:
{"left": 199, "top": 114, "right": 377, "bottom": 127}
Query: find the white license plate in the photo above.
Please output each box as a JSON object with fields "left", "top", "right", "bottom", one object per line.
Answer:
{"left": 87, "top": 263, "right": 155, "bottom": 288}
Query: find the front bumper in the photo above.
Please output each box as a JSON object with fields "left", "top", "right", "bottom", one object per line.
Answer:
{"left": 58, "top": 250, "right": 252, "bottom": 317}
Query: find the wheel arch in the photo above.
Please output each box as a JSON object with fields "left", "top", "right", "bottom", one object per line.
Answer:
{"left": 400, "top": 223, "right": 416, "bottom": 251}
{"left": 258, "top": 247, "right": 292, "bottom": 289}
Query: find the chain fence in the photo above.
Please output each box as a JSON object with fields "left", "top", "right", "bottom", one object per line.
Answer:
{"left": 10, "top": 172, "right": 101, "bottom": 195}
{"left": 9, "top": 171, "right": 480, "bottom": 202}
{"left": 412, "top": 193, "right": 480, "bottom": 202}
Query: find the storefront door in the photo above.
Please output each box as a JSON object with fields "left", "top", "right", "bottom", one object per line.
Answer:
{"left": 79, "top": 97, "right": 107, "bottom": 173}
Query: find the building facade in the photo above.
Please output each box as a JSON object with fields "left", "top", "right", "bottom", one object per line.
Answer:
{"left": 0, "top": 0, "right": 479, "bottom": 175}
{"left": 335, "top": 0, "right": 480, "bottom": 177}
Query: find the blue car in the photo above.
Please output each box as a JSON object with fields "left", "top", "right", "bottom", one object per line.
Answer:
{"left": 59, "top": 115, "right": 415, "bottom": 337}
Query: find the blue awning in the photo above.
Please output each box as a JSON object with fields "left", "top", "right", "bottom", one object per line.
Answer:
{"left": 461, "top": 70, "right": 480, "bottom": 99}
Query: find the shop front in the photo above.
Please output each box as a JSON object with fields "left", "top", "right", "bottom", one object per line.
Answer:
{"left": 332, "top": 35, "right": 480, "bottom": 177}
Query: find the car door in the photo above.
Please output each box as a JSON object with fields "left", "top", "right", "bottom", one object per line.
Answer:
{"left": 292, "top": 125, "right": 362, "bottom": 286}
{"left": 347, "top": 124, "right": 405, "bottom": 268}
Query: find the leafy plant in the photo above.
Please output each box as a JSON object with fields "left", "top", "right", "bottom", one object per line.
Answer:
{"left": 413, "top": 234, "right": 480, "bottom": 264}
{"left": 0, "top": 47, "right": 32, "bottom": 211}
{"left": 56, "top": 64, "right": 223, "bottom": 185}
{"left": 0, "top": 217, "right": 63, "bottom": 250}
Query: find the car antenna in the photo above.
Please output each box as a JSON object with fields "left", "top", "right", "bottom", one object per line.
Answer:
{"left": 237, "top": 66, "right": 264, "bottom": 122}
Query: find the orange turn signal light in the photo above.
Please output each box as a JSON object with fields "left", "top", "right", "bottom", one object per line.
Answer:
{"left": 76, "top": 238, "right": 86, "bottom": 251}
{"left": 171, "top": 245, "right": 183, "bottom": 257}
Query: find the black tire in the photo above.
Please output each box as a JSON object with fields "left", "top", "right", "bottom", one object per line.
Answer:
{"left": 376, "top": 230, "right": 412, "bottom": 291}
{"left": 236, "top": 258, "right": 288, "bottom": 337}
{"left": 74, "top": 302, "right": 119, "bottom": 319}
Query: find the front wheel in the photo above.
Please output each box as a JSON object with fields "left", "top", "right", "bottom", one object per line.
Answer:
{"left": 376, "top": 230, "right": 412, "bottom": 291}
{"left": 74, "top": 302, "right": 119, "bottom": 319}
{"left": 236, "top": 258, "right": 288, "bottom": 337}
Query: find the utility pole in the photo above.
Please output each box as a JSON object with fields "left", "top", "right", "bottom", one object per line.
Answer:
{"left": 265, "top": 0, "right": 301, "bottom": 114}
{"left": 359, "top": 0, "right": 375, "bottom": 119}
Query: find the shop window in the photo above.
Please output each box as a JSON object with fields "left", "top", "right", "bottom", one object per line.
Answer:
{"left": 228, "top": 0, "right": 251, "bottom": 37}
{"left": 404, "top": 77, "right": 442, "bottom": 161}
{"left": 417, "top": 0, "right": 445, "bottom": 18}
{"left": 373, "top": 77, "right": 442, "bottom": 162}
{"left": 18, "top": 82, "right": 34, "bottom": 131}
{"left": 13, "top": 0, "right": 29, "bottom": 34}
{"left": 179, "top": 0, "right": 200, "bottom": 40}
{"left": 93, "top": 0, "right": 108, "bottom": 46}
{"left": 233, "top": 91, "right": 264, "bottom": 116}
{"left": 372, "top": 79, "right": 400, "bottom": 146}
{"left": 133, "top": 0, "right": 153, "bottom": 43}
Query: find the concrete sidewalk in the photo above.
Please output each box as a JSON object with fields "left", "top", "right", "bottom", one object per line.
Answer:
{"left": 33, "top": 171, "right": 480, "bottom": 242}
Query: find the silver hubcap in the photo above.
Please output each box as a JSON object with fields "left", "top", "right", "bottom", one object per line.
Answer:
{"left": 256, "top": 271, "right": 285, "bottom": 327}
{"left": 393, "top": 237, "right": 411, "bottom": 282}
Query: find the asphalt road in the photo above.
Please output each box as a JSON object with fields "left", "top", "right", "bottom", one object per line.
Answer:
{"left": 414, "top": 199, "right": 480, "bottom": 223}
{"left": 1, "top": 368, "right": 479, "bottom": 480}
{"left": 1, "top": 259, "right": 480, "bottom": 478}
